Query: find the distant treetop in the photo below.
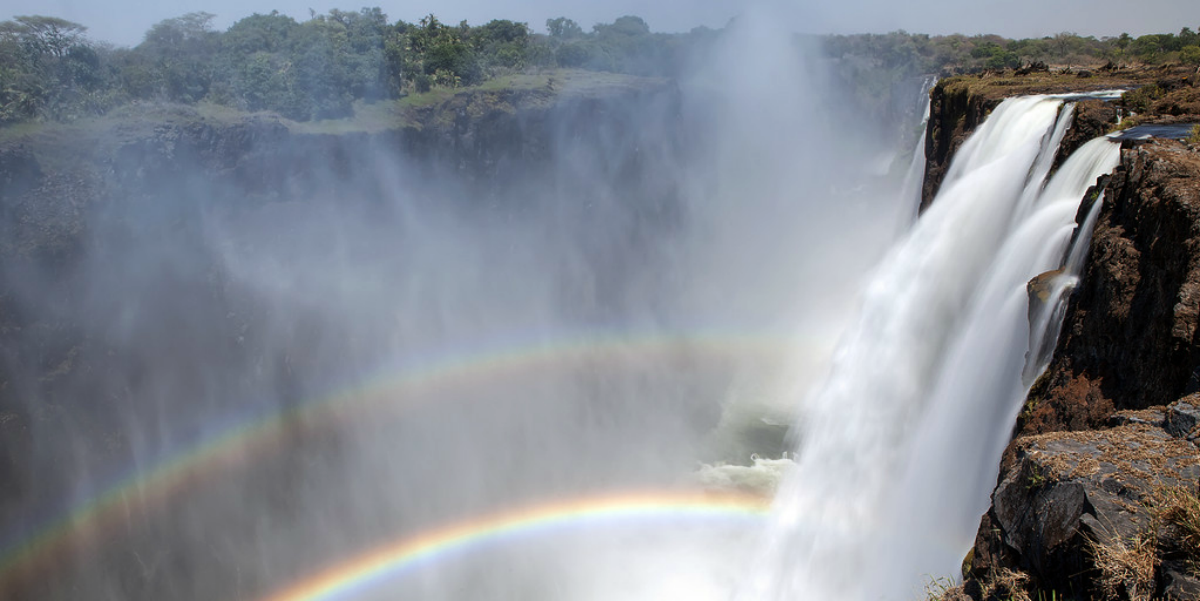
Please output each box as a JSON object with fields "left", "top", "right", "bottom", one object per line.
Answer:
{"left": 0, "top": 9, "right": 1196, "bottom": 124}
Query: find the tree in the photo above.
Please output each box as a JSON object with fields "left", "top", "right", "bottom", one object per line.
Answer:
{"left": 546, "top": 17, "right": 582, "bottom": 40}
{"left": 1180, "top": 27, "right": 1199, "bottom": 48}
{"left": 0, "top": 16, "right": 107, "bottom": 121}
{"left": 222, "top": 11, "right": 299, "bottom": 56}
{"left": 472, "top": 20, "right": 530, "bottom": 69}
{"left": 595, "top": 16, "right": 650, "bottom": 37}
{"left": 135, "top": 12, "right": 219, "bottom": 101}
{"left": 1182, "top": 45, "right": 1200, "bottom": 67}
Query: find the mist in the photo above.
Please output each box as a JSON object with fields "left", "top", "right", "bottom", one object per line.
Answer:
{"left": 0, "top": 6, "right": 935, "bottom": 600}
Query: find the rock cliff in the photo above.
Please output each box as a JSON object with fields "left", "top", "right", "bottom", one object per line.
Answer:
{"left": 949, "top": 93, "right": 1200, "bottom": 598}
{"left": 1021, "top": 140, "right": 1200, "bottom": 436}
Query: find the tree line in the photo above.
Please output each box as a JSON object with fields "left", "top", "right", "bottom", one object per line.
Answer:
{"left": 0, "top": 10, "right": 708, "bottom": 123}
{"left": 825, "top": 27, "right": 1200, "bottom": 76}
{"left": 1, "top": 9, "right": 1198, "bottom": 125}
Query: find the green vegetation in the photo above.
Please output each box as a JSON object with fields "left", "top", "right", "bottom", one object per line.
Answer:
{"left": 1, "top": 9, "right": 1198, "bottom": 125}
{"left": 1121, "top": 84, "right": 1165, "bottom": 114}
{"left": 0, "top": 9, "right": 704, "bottom": 124}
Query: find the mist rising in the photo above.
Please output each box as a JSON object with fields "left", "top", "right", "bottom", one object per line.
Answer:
{"left": 0, "top": 8, "right": 926, "bottom": 600}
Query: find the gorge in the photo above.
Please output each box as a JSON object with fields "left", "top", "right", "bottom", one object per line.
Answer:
{"left": 2, "top": 11, "right": 1200, "bottom": 601}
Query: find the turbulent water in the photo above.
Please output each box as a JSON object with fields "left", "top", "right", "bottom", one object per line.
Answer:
{"left": 739, "top": 95, "right": 1121, "bottom": 601}
{"left": 0, "top": 13, "right": 1130, "bottom": 601}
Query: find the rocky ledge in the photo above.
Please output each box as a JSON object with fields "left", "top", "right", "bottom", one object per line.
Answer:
{"left": 966, "top": 403, "right": 1200, "bottom": 600}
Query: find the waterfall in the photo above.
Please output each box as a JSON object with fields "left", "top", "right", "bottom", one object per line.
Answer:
{"left": 899, "top": 76, "right": 937, "bottom": 224}
{"left": 740, "top": 96, "right": 1121, "bottom": 601}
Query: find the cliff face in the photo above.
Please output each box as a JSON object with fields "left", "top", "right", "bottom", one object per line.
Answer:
{"left": 960, "top": 140, "right": 1200, "bottom": 600}
{"left": 1021, "top": 140, "right": 1200, "bottom": 435}
{"left": 919, "top": 84, "right": 1113, "bottom": 212}
{"left": 0, "top": 80, "right": 680, "bottom": 259}
{"left": 917, "top": 66, "right": 1200, "bottom": 600}
{"left": 920, "top": 82, "right": 1000, "bottom": 211}
{"left": 919, "top": 66, "right": 1187, "bottom": 213}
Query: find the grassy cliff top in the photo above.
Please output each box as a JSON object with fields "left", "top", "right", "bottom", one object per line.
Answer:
{"left": 937, "top": 64, "right": 1200, "bottom": 135}
{"left": 938, "top": 64, "right": 1197, "bottom": 100}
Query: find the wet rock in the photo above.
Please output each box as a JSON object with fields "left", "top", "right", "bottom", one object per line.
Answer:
{"left": 1020, "top": 140, "right": 1200, "bottom": 436}
{"left": 1055, "top": 100, "right": 1119, "bottom": 168}
{"left": 920, "top": 82, "right": 1001, "bottom": 211}
{"left": 1028, "top": 269, "right": 1067, "bottom": 309}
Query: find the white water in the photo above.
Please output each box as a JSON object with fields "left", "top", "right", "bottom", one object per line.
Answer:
{"left": 899, "top": 76, "right": 937, "bottom": 224}
{"left": 739, "top": 96, "right": 1121, "bottom": 601}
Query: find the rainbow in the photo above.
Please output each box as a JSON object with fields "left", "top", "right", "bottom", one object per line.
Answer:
{"left": 0, "top": 331, "right": 810, "bottom": 590}
{"left": 259, "top": 490, "right": 771, "bottom": 601}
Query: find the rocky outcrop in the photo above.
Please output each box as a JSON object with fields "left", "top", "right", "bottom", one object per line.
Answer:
{"left": 968, "top": 404, "right": 1200, "bottom": 599}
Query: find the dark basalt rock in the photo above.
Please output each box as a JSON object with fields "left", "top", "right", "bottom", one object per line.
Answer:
{"left": 1019, "top": 140, "right": 1200, "bottom": 436}
{"left": 1054, "top": 100, "right": 1119, "bottom": 168}
{"left": 960, "top": 138, "right": 1200, "bottom": 601}
{"left": 968, "top": 415, "right": 1200, "bottom": 598}
{"left": 1166, "top": 396, "right": 1200, "bottom": 444}
{"left": 920, "top": 83, "right": 1001, "bottom": 212}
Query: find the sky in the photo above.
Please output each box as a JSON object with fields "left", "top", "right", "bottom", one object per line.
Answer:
{"left": 2, "top": 0, "right": 1198, "bottom": 47}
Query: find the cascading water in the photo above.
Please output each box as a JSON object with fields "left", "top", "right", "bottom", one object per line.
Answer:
{"left": 740, "top": 95, "right": 1121, "bottom": 601}
{"left": 899, "top": 76, "right": 937, "bottom": 223}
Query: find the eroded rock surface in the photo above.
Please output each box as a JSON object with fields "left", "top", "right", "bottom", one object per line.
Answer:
{"left": 970, "top": 406, "right": 1200, "bottom": 599}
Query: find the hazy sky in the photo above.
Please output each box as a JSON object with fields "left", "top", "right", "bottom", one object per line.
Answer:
{"left": 3, "top": 0, "right": 1198, "bottom": 47}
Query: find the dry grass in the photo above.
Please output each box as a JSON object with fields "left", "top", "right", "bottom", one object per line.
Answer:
{"left": 984, "top": 568, "right": 1033, "bottom": 601}
{"left": 925, "top": 576, "right": 972, "bottom": 601}
{"left": 1087, "top": 529, "right": 1158, "bottom": 601}
{"left": 1150, "top": 484, "right": 1200, "bottom": 564}
{"left": 925, "top": 568, "right": 1032, "bottom": 601}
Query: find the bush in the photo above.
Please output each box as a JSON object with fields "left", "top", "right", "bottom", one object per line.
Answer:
{"left": 1182, "top": 45, "right": 1200, "bottom": 66}
{"left": 413, "top": 73, "right": 431, "bottom": 93}
{"left": 1122, "top": 84, "right": 1164, "bottom": 113}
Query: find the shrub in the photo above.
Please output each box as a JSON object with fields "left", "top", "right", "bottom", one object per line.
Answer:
{"left": 1121, "top": 84, "right": 1164, "bottom": 113}
{"left": 1180, "top": 45, "right": 1200, "bottom": 66}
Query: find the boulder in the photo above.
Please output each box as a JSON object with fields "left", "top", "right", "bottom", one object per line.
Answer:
{"left": 969, "top": 415, "right": 1200, "bottom": 598}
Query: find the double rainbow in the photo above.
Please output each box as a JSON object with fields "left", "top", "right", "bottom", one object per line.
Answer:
{"left": 0, "top": 331, "right": 804, "bottom": 591}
